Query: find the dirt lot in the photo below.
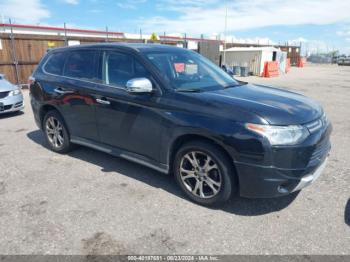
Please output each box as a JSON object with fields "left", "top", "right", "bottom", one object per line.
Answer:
{"left": 0, "top": 64, "right": 349, "bottom": 255}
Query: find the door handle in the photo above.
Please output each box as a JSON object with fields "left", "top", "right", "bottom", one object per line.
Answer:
{"left": 96, "top": 98, "right": 111, "bottom": 105}
{"left": 54, "top": 88, "right": 74, "bottom": 94}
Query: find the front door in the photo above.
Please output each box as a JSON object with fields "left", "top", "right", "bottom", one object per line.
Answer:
{"left": 93, "top": 50, "right": 163, "bottom": 162}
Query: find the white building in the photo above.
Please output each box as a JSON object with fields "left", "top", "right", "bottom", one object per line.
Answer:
{"left": 222, "top": 46, "right": 285, "bottom": 76}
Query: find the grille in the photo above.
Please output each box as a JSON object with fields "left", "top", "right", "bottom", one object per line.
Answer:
{"left": 309, "top": 138, "right": 331, "bottom": 166}
{"left": 0, "top": 105, "right": 12, "bottom": 112}
{"left": 0, "top": 91, "right": 9, "bottom": 99}
{"left": 305, "top": 119, "right": 322, "bottom": 133}
{"left": 305, "top": 114, "right": 328, "bottom": 134}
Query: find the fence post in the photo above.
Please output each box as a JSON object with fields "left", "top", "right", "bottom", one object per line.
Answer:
{"left": 9, "top": 19, "right": 20, "bottom": 85}
{"left": 139, "top": 28, "right": 142, "bottom": 42}
{"left": 64, "top": 23, "right": 68, "bottom": 46}
{"left": 105, "top": 26, "right": 109, "bottom": 42}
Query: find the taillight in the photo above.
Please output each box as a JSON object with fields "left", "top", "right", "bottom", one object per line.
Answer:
{"left": 28, "top": 76, "right": 35, "bottom": 85}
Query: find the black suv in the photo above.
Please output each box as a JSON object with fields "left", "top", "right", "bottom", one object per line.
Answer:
{"left": 29, "top": 43, "right": 331, "bottom": 206}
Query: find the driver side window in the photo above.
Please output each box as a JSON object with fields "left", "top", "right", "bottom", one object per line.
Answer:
{"left": 102, "top": 51, "right": 150, "bottom": 88}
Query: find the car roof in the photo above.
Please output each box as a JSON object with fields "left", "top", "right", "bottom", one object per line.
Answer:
{"left": 49, "top": 43, "right": 185, "bottom": 54}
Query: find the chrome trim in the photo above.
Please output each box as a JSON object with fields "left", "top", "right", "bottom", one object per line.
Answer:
{"left": 96, "top": 98, "right": 111, "bottom": 105}
{"left": 233, "top": 160, "right": 306, "bottom": 171}
{"left": 126, "top": 78, "right": 153, "bottom": 93}
{"left": 71, "top": 138, "right": 112, "bottom": 154}
{"left": 305, "top": 119, "right": 323, "bottom": 133}
{"left": 42, "top": 53, "right": 137, "bottom": 93}
{"left": 70, "top": 137, "right": 169, "bottom": 174}
{"left": 120, "top": 153, "right": 167, "bottom": 174}
{"left": 54, "top": 88, "right": 74, "bottom": 94}
{"left": 41, "top": 51, "right": 163, "bottom": 96}
{"left": 305, "top": 113, "right": 329, "bottom": 134}
{"left": 292, "top": 158, "right": 328, "bottom": 192}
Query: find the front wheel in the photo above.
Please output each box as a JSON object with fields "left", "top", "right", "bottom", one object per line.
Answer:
{"left": 174, "top": 141, "right": 237, "bottom": 206}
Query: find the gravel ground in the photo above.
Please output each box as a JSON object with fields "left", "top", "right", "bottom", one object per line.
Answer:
{"left": 0, "top": 64, "right": 349, "bottom": 255}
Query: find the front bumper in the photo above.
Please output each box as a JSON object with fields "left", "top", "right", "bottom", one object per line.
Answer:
{"left": 235, "top": 154, "right": 330, "bottom": 198}
{"left": 291, "top": 157, "right": 328, "bottom": 192}
{"left": 234, "top": 123, "right": 332, "bottom": 198}
{"left": 0, "top": 94, "right": 24, "bottom": 114}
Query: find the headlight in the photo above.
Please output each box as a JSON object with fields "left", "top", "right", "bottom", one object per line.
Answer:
{"left": 9, "top": 88, "right": 22, "bottom": 96}
{"left": 245, "top": 123, "right": 309, "bottom": 146}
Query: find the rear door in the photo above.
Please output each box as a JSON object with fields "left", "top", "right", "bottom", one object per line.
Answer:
{"left": 93, "top": 50, "right": 163, "bottom": 162}
{"left": 44, "top": 49, "right": 100, "bottom": 141}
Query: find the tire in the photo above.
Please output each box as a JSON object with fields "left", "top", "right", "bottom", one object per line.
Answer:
{"left": 173, "top": 140, "right": 237, "bottom": 206}
{"left": 43, "top": 110, "right": 74, "bottom": 154}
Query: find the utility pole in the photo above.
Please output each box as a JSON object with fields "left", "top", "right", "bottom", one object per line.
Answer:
{"left": 223, "top": 0, "right": 228, "bottom": 65}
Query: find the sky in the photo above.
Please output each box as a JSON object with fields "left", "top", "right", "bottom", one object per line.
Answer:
{"left": 1, "top": 0, "right": 350, "bottom": 55}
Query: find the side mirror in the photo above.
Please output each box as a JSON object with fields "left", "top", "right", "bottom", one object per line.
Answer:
{"left": 126, "top": 78, "right": 153, "bottom": 94}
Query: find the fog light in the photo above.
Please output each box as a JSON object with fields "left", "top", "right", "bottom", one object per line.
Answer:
{"left": 277, "top": 185, "right": 289, "bottom": 194}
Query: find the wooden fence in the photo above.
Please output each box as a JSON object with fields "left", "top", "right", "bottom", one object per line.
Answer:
{"left": 0, "top": 31, "right": 220, "bottom": 85}
{"left": 0, "top": 33, "right": 151, "bottom": 85}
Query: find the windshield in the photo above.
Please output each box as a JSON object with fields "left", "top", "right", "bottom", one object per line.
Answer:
{"left": 145, "top": 49, "right": 238, "bottom": 91}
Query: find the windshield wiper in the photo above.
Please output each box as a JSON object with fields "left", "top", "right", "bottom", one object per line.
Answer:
{"left": 224, "top": 84, "right": 237, "bottom": 89}
{"left": 176, "top": 87, "right": 202, "bottom": 93}
{"left": 224, "top": 81, "right": 248, "bottom": 89}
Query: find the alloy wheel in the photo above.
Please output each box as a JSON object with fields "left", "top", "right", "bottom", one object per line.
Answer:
{"left": 179, "top": 151, "right": 222, "bottom": 199}
{"left": 45, "top": 116, "right": 64, "bottom": 148}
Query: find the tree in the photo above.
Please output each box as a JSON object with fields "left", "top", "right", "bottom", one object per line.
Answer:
{"left": 150, "top": 33, "right": 158, "bottom": 41}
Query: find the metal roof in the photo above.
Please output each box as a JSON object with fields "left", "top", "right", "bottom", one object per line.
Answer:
{"left": 224, "top": 46, "right": 280, "bottom": 52}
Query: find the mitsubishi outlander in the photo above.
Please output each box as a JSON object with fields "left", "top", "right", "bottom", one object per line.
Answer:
{"left": 29, "top": 44, "right": 332, "bottom": 206}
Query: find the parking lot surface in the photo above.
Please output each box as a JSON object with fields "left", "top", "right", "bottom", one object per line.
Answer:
{"left": 0, "top": 64, "right": 349, "bottom": 255}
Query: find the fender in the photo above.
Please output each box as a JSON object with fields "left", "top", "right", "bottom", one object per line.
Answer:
{"left": 160, "top": 126, "right": 241, "bottom": 170}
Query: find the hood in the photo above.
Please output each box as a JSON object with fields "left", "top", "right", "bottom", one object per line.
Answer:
{"left": 0, "top": 79, "right": 17, "bottom": 92}
{"left": 199, "top": 84, "right": 323, "bottom": 125}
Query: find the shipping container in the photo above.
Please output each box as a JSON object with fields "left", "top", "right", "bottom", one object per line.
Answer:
{"left": 222, "top": 47, "right": 281, "bottom": 76}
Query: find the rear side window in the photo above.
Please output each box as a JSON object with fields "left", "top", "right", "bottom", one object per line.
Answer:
{"left": 64, "top": 50, "right": 99, "bottom": 81}
{"left": 44, "top": 52, "right": 66, "bottom": 75}
{"left": 103, "top": 51, "right": 151, "bottom": 87}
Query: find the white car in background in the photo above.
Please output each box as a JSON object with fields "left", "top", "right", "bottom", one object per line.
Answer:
{"left": 0, "top": 74, "right": 24, "bottom": 114}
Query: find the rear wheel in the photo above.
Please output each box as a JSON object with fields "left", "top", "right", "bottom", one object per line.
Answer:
{"left": 43, "top": 110, "right": 74, "bottom": 154}
{"left": 174, "top": 141, "right": 236, "bottom": 206}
